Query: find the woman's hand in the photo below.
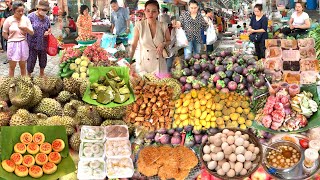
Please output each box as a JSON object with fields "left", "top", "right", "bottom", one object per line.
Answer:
{"left": 290, "top": 24, "right": 295, "bottom": 29}
{"left": 44, "top": 29, "right": 51, "bottom": 36}
{"left": 156, "top": 43, "right": 164, "bottom": 56}
{"left": 247, "top": 28, "right": 254, "bottom": 34}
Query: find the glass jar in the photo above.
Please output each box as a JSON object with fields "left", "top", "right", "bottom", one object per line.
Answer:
{"left": 288, "top": 84, "right": 300, "bottom": 97}
{"left": 303, "top": 148, "right": 319, "bottom": 168}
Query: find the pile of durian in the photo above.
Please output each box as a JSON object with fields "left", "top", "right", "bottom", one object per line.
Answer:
{"left": 0, "top": 76, "right": 132, "bottom": 154}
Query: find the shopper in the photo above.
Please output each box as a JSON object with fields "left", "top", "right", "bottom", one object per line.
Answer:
{"left": 63, "top": 16, "right": 76, "bottom": 37}
{"left": 110, "top": 0, "right": 130, "bottom": 35}
{"left": 52, "top": 3, "right": 59, "bottom": 23}
{"left": 27, "top": 0, "right": 51, "bottom": 77}
{"left": 0, "top": 6, "right": 5, "bottom": 53}
{"left": 248, "top": 4, "right": 268, "bottom": 60}
{"left": 1, "top": 0, "right": 13, "bottom": 64}
{"left": 129, "top": 0, "right": 171, "bottom": 74}
{"left": 167, "top": 16, "right": 178, "bottom": 72}
{"left": 92, "top": 4, "right": 101, "bottom": 21}
{"left": 76, "top": 5, "right": 92, "bottom": 36}
{"left": 201, "top": 9, "right": 207, "bottom": 51}
{"left": 205, "top": 9, "right": 215, "bottom": 54}
{"left": 103, "top": 5, "right": 110, "bottom": 19}
{"left": 159, "top": 8, "right": 171, "bottom": 25}
{"left": 2, "top": 1, "right": 34, "bottom": 77}
{"left": 282, "top": 2, "right": 310, "bottom": 38}
{"left": 178, "top": 0, "right": 208, "bottom": 59}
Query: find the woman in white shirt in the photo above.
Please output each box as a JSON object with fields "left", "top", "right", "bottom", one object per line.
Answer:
{"left": 92, "top": 4, "right": 101, "bottom": 21}
{"left": 282, "top": 2, "right": 310, "bottom": 38}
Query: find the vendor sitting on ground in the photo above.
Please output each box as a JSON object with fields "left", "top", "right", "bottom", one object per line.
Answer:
{"left": 63, "top": 16, "right": 77, "bottom": 37}
{"left": 282, "top": 2, "right": 310, "bottom": 38}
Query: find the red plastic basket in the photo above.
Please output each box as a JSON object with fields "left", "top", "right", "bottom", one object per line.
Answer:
{"left": 92, "top": 32, "right": 104, "bottom": 45}
{"left": 61, "top": 44, "right": 76, "bottom": 49}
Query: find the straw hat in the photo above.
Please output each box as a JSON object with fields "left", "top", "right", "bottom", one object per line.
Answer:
{"left": 36, "top": 0, "right": 50, "bottom": 11}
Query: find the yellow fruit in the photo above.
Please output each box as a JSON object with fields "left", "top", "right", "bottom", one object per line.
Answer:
{"left": 215, "top": 103, "right": 223, "bottom": 111}
{"left": 243, "top": 108, "right": 250, "bottom": 115}
{"left": 210, "top": 122, "right": 217, "bottom": 128}
{"left": 180, "top": 114, "right": 188, "bottom": 120}
{"left": 206, "top": 109, "right": 212, "bottom": 114}
{"left": 188, "top": 103, "right": 195, "bottom": 111}
{"left": 194, "top": 101, "right": 201, "bottom": 109}
{"left": 232, "top": 102, "right": 240, "bottom": 108}
{"left": 184, "top": 93, "right": 192, "bottom": 100}
{"left": 241, "top": 101, "right": 250, "bottom": 109}
{"left": 223, "top": 116, "right": 230, "bottom": 121}
{"left": 238, "top": 117, "right": 246, "bottom": 124}
{"left": 194, "top": 125, "right": 202, "bottom": 131}
{"left": 200, "top": 99, "right": 207, "bottom": 106}
{"left": 236, "top": 107, "right": 243, "bottom": 114}
{"left": 183, "top": 100, "right": 190, "bottom": 107}
{"left": 182, "top": 120, "right": 189, "bottom": 126}
{"left": 200, "top": 111, "right": 207, "bottom": 120}
{"left": 206, "top": 100, "right": 212, "bottom": 109}
{"left": 195, "top": 119, "right": 200, "bottom": 126}
{"left": 230, "top": 113, "right": 240, "bottom": 121}
{"left": 205, "top": 122, "right": 211, "bottom": 129}
{"left": 216, "top": 117, "right": 224, "bottom": 125}
{"left": 200, "top": 106, "right": 206, "bottom": 112}
{"left": 211, "top": 103, "right": 216, "bottom": 110}
{"left": 245, "top": 120, "right": 253, "bottom": 127}
{"left": 198, "top": 92, "right": 205, "bottom": 100}
{"left": 229, "top": 107, "right": 236, "bottom": 113}
{"left": 247, "top": 112, "right": 255, "bottom": 120}
{"left": 191, "top": 110, "right": 196, "bottom": 117}
{"left": 218, "top": 124, "right": 226, "bottom": 129}
{"left": 172, "top": 123, "right": 178, "bottom": 128}
{"left": 195, "top": 109, "right": 202, "bottom": 118}
{"left": 180, "top": 94, "right": 185, "bottom": 99}
{"left": 205, "top": 114, "right": 212, "bottom": 122}
{"left": 178, "top": 123, "right": 183, "bottom": 128}
{"left": 200, "top": 120, "right": 207, "bottom": 126}
{"left": 231, "top": 121, "right": 239, "bottom": 127}
{"left": 205, "top": 93, "right": 212, "bottom": 100}
{"left": 191, "top": 89, "right": 197, "bottom": 98}
{"left": 174, "top": 114, "right": 179, "bottom": 120}
{"left": 175, "top": 99, "right": 182, "bottom": 108}
{"left": 210, "top": 111, "right": 215, "bottom": 116}
{"left": 240, "top": 124, "right": 247, "bottom": 130}
{"left": 211, "top": 117, "right": 217, "bottom": 122}
{"left": 175, "top": 107, "right": 182, "bottom": 114}
{"left": 174, "top": 119, "right": 181, "bottom": 125}
{"left": 181, "top": 107, "right": 189, "bottom": 114}
{"left": 215, "top": 111, "right": 222, "bottom": 117}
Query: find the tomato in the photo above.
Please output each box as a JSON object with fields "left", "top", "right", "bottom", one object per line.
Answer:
{"left": 299, "top": 138, "right": 309, "bottom": 149}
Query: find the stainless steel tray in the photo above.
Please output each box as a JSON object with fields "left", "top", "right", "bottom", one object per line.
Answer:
{"left": 262, "top": 133, "right": 320, "bottom": 180}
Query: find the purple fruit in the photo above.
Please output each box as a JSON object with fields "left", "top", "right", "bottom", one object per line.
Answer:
{"left": 184, "top": 83, "right": 192, "bottom": 91}
{"left": 247, "top": 74, "right": 254, "bottom": 83}
{"left": 171, "top": 135, "right": 182, "bottom": 145}
{"left": 235, "top": 66, "right": 244, "bottom": 74}
{"left": 224, "top": 78, "right": 231, "bottom": 85}
{"left": 193, "top": 64, "right": 201, "bottom": 72}
{"left": 225, "top": 70, "right": 233, "bottom": 78}
{"left": 233, "top": 75, "right": 242, "bottom": 83}
{"left": 238, "top": 83, "right": 245, "bottom": 90}
{"left": 220, "top": 88, "right": 230, "bottom": 93}
{"left": 180, "top": 76, "right": 187, "bottom": 84}
{"left": 184, "top": 125, "right": 193, "bottom": 132}
{"left": 194, "top": 134, "right": 203, "bottom": 144}
{"left": 182, "top": 68, "right": 191, "bottom": 76}
{"left": 159, "top": 134, "right": 171, "bottom": 144}
{"left": 208, "top": 64, "right": 215, "bottom": 73}
{"left": 228, "top": 81, "right": 237, "bottom": 91}
{"left": 193, "top": 54, "right": 200, "bottom": 59}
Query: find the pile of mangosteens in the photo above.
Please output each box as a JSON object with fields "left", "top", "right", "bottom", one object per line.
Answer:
{"left": 172, "top": 51, "right": 266, "bottom": 96}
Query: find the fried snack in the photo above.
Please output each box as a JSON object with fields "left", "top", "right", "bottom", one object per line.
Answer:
{"left": 173, "top": 146, "right": 198, "bottom": 170}
{"left": 175, "top": 169, "right": 190, "bottom": 180}
{"left": 137, "top": 158, "right": 159, "bottom": 177}
{"left": 156, "top": 146, "right": 173, "bottom": 166}
{"left": 139, "top": 146, "right": 161, "bottom": 165}
{"left": 158, "top": 165, "right": 179, "bottom": 180}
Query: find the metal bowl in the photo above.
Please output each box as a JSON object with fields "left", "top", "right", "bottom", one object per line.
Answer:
{"left": 264, "top": 141, "right": 302, "bottom": 173}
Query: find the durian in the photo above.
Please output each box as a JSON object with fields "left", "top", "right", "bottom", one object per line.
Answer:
{"left": 79, "top": 79, "right": 89, "bottom": 97}
{"left": 63, "top": 100, "right": 84, "bottom": 117}
{"left": 33, "top": 76, "right": 63, "bottom": 96}
{"left": 101, "top": 119, "right": 126, "bottom": 126}
{"left": 96, "top": 106, "right": 127, "bottom": 119}
{"left": 159, "top": 78, "right": 181, "bottom": 100}
{"left": 56, "top": 91, "right": 73, "bottom": 103}
{"left": 30, "top": 113, "right": 48, "bottom": 125}
{"left": 41, "top": 116, "right": 75, "bottom": 135}
{"left": 75, "top": 105, "right": 102, "bottom": 126}
{"left": 144, "top": 73, "right": 159, "bottom": 82}
{"left": 63, "top": 78, "right": 81, "bottom": 95}
{"left": 0, "top": 77, "right": 14, "bottom": 101}
{"left": 27, "top": 85, "right": 43, "bottom": 108}
{"left": 69, "top": 132, "right": 80, "bottom": 152}
{"left": 34, "top": 98, "right": 63, "bottom": 117}
{"left": 10, "top": 109, "right": 34, "bottom": 126}
{"left": 0, "top": 102, "right": 10, "bottom": 126}
{"left": 9, "top": 79, "right": 34, "bottom": 107}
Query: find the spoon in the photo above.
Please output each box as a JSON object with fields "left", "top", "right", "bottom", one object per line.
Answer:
{"left": 262, "top": 143, "right": 281, "bottom": 153}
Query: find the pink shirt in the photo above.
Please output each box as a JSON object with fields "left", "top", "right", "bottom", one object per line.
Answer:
{"left": 3, "top": 15, "right": 33, "bottom": 42}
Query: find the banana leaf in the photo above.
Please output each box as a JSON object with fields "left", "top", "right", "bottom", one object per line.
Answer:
{"left": 83, "top": 66, "right": 135, "bottom": 107}
{"left": 0, "top": 126, "right": 76, "bottom": 180}
{"left": 252, "top": 84, "right": 320, "bottom": 134}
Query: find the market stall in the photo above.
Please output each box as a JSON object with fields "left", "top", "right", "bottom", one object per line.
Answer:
{"left": 0, "top": 11, "right": 320, "bottom": 180}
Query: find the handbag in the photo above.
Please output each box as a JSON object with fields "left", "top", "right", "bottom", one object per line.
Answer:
{"left": 249, "top": 33, "right": 263, "bottom": 43}
{"left": 47, "top": 34, "right": 58, "bottom": 56}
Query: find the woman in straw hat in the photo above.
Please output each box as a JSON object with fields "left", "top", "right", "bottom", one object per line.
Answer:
{"left": 27, "top": 0, "right": 51, "bottom": 77}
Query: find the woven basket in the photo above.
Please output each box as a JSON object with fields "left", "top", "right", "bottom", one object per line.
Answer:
{"left": 200, "top": 128, "right": 263, "bottom": 180}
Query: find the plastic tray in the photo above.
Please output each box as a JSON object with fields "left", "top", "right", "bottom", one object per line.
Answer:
{"left": 79, "top": 142, "right": 105, "bottom": 159}
{"left": 283, "top": 71, "right": 301, "bottom": 84}
{"left": 266, "top": 47, "right": 282, "bottom": 59}
{"left": 283, "top": 61, "right": 300, "bottom": 71}
{"left": 299, "top": 47, "right": 316, "bottom": 60}
{"left": 105, "top": 139, "right": 131, "bottom": 158}
{"left": 80, "top": 126, "right": 105, "bottom": 142}
{"left": 105, "top": 125, "right": 129, "bottom": 140}
{"left": 300, "top": 71, "right": 318, "bottom": 84}
{"left": 106, "top": 157, "right": 134, "bottom": 179}
{"left": 281, "top": 39, "right": 298, "bottom": 49}
{"left": 300, "top": 59, "right": 319, "bottom": 72}
{"left": 264, "top": 70, "right": 283, "bottom": 82}
{"left": 282, "top": 50, "right": 300, "bottom": 61}
{"left": 77, "top": 39, "right": 97, "bottom": 45}
{"left": 265, "top": 39, "right": 281, "bottom": 48}
{"left": 298, "top": 38, "right": 315, "bottom": 48}
{"left": 78, "top": 159, "right": 106, "bottom": 180}
{"left": 265, "top": 58, "right": 282, "bottom": 71}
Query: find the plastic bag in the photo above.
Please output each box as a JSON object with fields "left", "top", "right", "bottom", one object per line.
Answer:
{"left": 206, "top": 24, "right": 217, "bottom": 45}
{"left": 46, "top": 34, "right": 58, "bottom": 56}
{"left": 101, "top": 33, "right": 117, "bottom": 49}
{"left": 176, "top": 28, "right": 189, "bottom": 48}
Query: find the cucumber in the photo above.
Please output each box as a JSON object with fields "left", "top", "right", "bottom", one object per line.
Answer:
{"left": 62, "top": 65, "right": 70, "bottom": 73}
{"left": 59, "top": 62, "right": 67, "bottom": 68}
{"left": 60, "top": 70, "right": 74, "bottom": 78}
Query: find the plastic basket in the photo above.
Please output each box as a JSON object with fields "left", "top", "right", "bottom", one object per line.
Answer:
{"left": 282, "top": 50, "right": 300, "bottom": 61}
{"left": 264, "top": 58, "right": 282, "bottom": 71}
{"left": 299, "top": 47, "right": 316, "bottom": 60}
{"left": 266, "top": 47, "right": 282, "bottom": 59}
{"left": 281, "top": 39, "right": 298, "bottom": 49}
{"left": 283, "top": 71, "right": 301, "bottom": 84}
{"left": 77, "top": 39, "right": 97, "bottom": 45}
{"left": 265, "top": 39, "right": 281, "bottom": 48}
{"left": 300, "top": 71, "right": 317, "bottom": 84}
{"left": 300, "top": 59, "right": 319, "bottom": 72}
{"left": 298, "top": 38, "right": 315, "bottom": 48}
{"left": 60, "top": 43, "right": 76, "bottom": 49}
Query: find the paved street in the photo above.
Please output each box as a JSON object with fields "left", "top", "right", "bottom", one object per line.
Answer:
{"left": 0, "top": 23, "right": 61, "bottom": 77}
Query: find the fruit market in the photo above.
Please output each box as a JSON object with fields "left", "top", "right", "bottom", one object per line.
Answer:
{"left": 0, "top": 0, "right": 320, "bottom": 180}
